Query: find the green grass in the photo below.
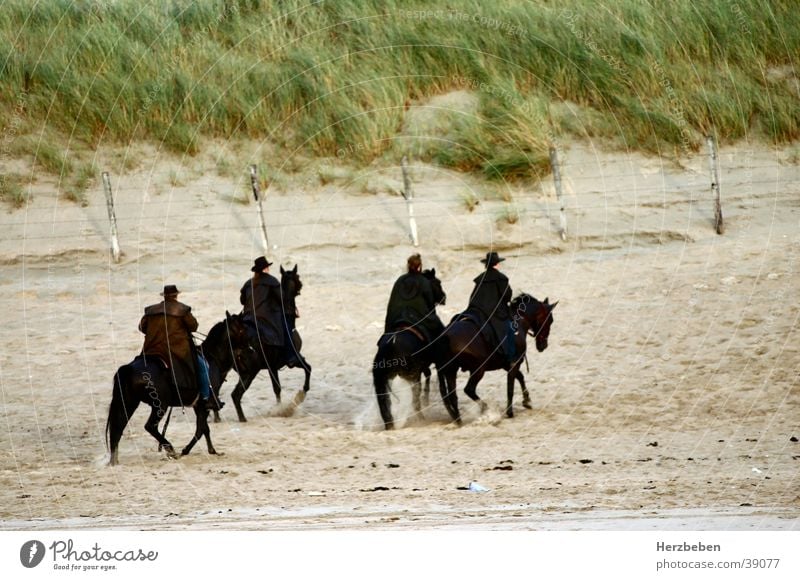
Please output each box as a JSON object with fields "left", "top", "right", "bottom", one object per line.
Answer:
{"left": 0, "top": 173, "right": 28, "bottom": 208}
{"left": 1, "top": 0, "right": 798, "bottom": 182}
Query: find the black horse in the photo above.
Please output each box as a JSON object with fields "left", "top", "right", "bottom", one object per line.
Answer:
{"left": 373, "top": 269, "right": 446, "bottom": 430}
{"left": 437, "top": 294, "right": 557, "bottom": 424}
{"left": 105, "top": 313, "right": 250, "bottom": 466}
{"left": 218, "top": 264, "right": 311, "bottom": 423}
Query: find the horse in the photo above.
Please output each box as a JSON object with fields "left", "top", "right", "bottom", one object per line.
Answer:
{"left": 436, "top": 294, "right": 557, "bottom": 424}
{"left": 217, "top": 264, "right": 312, "bottom": 423}
{"left": 105, "top": 312, "right": 250, "bottom": 466}
{"left": 373, "top": 268, "right": 446, "bottom": 430}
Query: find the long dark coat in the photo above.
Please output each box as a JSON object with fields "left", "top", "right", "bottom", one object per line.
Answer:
{"left": 465, "top": 267, "right": 513, "bottom": 349}
{"left": 139, "top": 299, "right": 198, "bottom": 390}
{"left": 240, "top": 273, "right": 284, "bottom": 346}
{"left": 384, "top": 271, "right": 444, "bottom": 342}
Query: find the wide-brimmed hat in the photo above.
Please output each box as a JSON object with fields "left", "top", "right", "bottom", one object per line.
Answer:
{"left": 160, "top": 284, "right": 180, "bottom": 297}
{"left": 480, "top": 252, "right": 505, "bottom": 267}
{"left": 251, "top": 256, "right": 274, "bottom": 272}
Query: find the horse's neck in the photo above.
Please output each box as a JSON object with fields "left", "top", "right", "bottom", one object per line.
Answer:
{"left": 201, "top": 335, "right": 231, "bottom": 372}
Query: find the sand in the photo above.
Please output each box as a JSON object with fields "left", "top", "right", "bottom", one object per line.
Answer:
{"left": 0, "top": 139, "right": 798, "bottom": 530}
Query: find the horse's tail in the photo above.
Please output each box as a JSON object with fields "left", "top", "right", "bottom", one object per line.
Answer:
{"left": 106, "top": 364, "right": 140, "bottom": 466}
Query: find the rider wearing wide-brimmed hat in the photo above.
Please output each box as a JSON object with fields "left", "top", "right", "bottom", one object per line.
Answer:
{"left": 139, "top": 285, "right": 220, "bottom": 410}
{"left": 465, "top": 252, "right": 515, "bottom": 362}
{"left": 240, "top": 256, "right": 284, "bottom": 348}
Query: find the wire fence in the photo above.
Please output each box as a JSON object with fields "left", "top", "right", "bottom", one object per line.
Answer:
{"left": 4, "top": 143, "right": 799, "bottom": 247}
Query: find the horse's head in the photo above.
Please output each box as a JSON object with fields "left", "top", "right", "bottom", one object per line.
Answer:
{"left": 422, "top": 268, "right": 446, "bottom": 306}
{"left": 280, "top": 264, "right": 302, "bottom": 310}
{"left": 512, "top": 294, "right": 557, "bottom": 352}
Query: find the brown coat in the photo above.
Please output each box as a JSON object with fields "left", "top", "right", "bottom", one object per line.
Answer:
{"left": 139, "top": 298, "right": 198, "bottom": 389}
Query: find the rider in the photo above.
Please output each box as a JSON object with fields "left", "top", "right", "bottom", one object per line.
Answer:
{"left": 465, "top": 252, "right": 515, "bottom": 363}
{"left": 240, "top": 256, "right": 285, "bottom": 350}
{"left": 139, "top": 285, "right": 221, "bottom": 410}
{"left": 384, "top": 253, "right": 445, "bottom": 345}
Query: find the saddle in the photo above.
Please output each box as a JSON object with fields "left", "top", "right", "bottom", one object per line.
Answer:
{"left": 450, "top": 311, "right": 483, "bottom": 328}
{"left": 379, "top": 322, "right": 426, "bottom": 346}
{"left": 135, "top": 353, "right": 169, "bottom": 369}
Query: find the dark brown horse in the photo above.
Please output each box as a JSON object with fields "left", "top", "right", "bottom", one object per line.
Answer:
{"left": 436, "top": 294, "right": 557, "bottom": 424}
{"left": 105, "top": 312, "right": 250, "bottom": 465}
{"left": 373, "top": 269, "right": 446, "bottom": 430}
{"left": 217, "top": 265, "right": 311, "bottom": 422}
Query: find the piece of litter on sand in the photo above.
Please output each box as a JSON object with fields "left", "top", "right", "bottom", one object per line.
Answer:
{"left": 307, "top": 491, "right": 326, "bottom": 497}
{"left": 751, "top": 467, "right": 762, "bottom": 474}
{"left": 467, "top": 481, "right": 490, "bottom": 493}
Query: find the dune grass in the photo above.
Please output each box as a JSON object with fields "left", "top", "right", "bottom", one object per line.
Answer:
{"left": 0, "top": 173, "right": 28, "bottom": 207}
{"left": 0, "top": 0, "right": 797, "bottom": 181}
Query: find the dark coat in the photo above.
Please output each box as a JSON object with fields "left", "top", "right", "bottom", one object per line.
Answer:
{"left": 240, "top": 273, "right": 284, "bottom": 346}
{"left": 466, "top": 267, "right": 513, "bottom": 348}
{"left": 139, "top": 299, "right": 198, "bottom": 390}
{"left": 385, "top": 271, "right": 444, "bottom": 342}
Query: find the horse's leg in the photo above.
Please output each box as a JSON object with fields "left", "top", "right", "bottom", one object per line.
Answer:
{"left": 212, "top": 382, "right": 222, "bottom": 423}
{"left": 517, "top": 369, "right": 532, "bottom": 409}
{"left": 464, "top": 368, "right": 488, "bottom": 414}
{"left": 422, "top": 367, "right": 431, "bottom": 408}
{"left": 410, "top": 374, "right": 423, "bottom": 423}
{"left": 506, "top": 364, "right": 525, "bottom": 418}
{"left": 182, "top": 406, "right": 216, "bottom": 456}
{"left": 144, "top": 406, "right": 177, "bottom": 459}
{"left": 107, "top": 374, "right": 139, "bottom": 466}
{"left": 374, "top": 367, "right": 394, "bottom": 430}
{"left": 231, "top": 372, "right": 256, "bottom": 423}
{"left": 438, "top": 366, "right": 462, "bottom": 426}
{"left": 267, "top": 365, "right": 282, "bottom": 405}
{"left": 299, "top": 356, "right": 311, "bottom": 392}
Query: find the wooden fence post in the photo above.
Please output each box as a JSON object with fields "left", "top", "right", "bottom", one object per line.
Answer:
{"left": 401, "top": 155, "right": 419, "bottom": 247}
{"left": 706, "top": 135, "right": 724, "bottom": 235}
{"left": 101, "top": 171, "right": 121, "bottom": 263}
{"left": 249, "top": 164, "right": 270, "bottom": 252}
{"left": 549, "top": 146, "right": 567, "bottom": 241}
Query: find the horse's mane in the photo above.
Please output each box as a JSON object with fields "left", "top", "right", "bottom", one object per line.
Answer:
{"left": 203, "top": 319, "right": 228, "bottom": 346}
{"left": 511, "top": 293, "right": 537, "bottom": 309}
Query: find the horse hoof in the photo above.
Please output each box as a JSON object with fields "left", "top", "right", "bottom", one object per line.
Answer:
{"left": 181, "top": 448, "right": 190, "bottom": 456}
{"left": 523, "top": 401, "right": 532, "bottom": 410}
{"left": 506, "top": 410, "right": 514, "bottom": 419}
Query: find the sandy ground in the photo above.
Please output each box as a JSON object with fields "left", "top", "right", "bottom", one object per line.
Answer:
{"left": 1, "top": 140, "right": 799, "bottom": 530}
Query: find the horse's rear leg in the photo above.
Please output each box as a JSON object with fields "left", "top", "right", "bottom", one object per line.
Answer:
{"left": 438, "top": 366, "right": 462, "bottom": 426}
{"left": 374, "top": 368, "right": 394, "bottom": 430}
{"left": 422, "top": 367, "right": 431, "bottom": 408}
{"left": 231, "top": 372, "right": 255, "bottom": 422}
{"left": 144, "top": 406, "right": 177, "bottom": 459}
{"left": 410, "top": 376, "right": 424, "bottom": 423}
{"left": 182, "top": 406, "right": 217, "bottom": 456}
{"left": 107, "top": 395, "right": 139, "bottom": 466}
